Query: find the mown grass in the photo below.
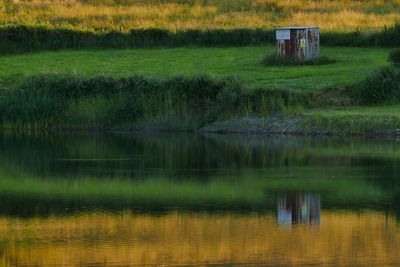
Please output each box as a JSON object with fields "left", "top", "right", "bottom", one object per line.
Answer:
{"left": 0, "top": 46, "right": 391, "bottom": 90}
{"left": 1, "top": 0, "right": 400, "bottom": 32}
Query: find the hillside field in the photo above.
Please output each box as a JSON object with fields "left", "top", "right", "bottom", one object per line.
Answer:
{"left": 2, "top": 0, "right": 400, "bottom": 32}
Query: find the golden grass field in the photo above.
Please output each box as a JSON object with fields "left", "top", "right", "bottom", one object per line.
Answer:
{"left": 1, "top": 0, "right": 400, "bottom": 32}
{"left": 0, "top": 211, "right": 399, "bottom": 266}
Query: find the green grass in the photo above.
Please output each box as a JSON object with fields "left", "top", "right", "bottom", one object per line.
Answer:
{"left": 0, "top": 46, "right": 391, "bottom": 91}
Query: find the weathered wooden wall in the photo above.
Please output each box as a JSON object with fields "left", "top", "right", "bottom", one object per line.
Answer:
{"left": 276, "top": 27, "right": 319, "bottom": 61}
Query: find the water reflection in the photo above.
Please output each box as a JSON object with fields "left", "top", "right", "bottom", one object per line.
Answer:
{"left": 0, "top": 133, "right": 399, "bottom": 265}
{"left": 277, "top": 193, "right": 320, "bottom": 226}
{"left": 0, "top": 133, "right": 399, "bottom": 217}
{"left": 0, "top": 211, "right": 398, "bottom": 267}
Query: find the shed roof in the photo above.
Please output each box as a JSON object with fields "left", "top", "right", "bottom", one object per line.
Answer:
{"left": 275, "top": 27, "right": 319, "bottom": 30}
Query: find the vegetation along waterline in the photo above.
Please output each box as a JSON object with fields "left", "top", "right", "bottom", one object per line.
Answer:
{"left": 2, "top": 68, "right": 400, "bottom": 134}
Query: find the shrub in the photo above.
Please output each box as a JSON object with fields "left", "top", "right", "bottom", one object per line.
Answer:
{"left": 349, "top": 66, "right": 400, "bottom": 105}
{"left": 389, "top": 49, "right": 400, "bottom": 65}
{"left": 374, "top": 23, "right": 400, "bottom": 47}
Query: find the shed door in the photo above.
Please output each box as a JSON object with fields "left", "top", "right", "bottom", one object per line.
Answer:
{"left": 293, "top": 29, "right": 306, "bottom": 61}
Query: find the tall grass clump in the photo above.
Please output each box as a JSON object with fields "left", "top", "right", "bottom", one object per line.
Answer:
{"left": 242, "top": 88, "right": 310, "bottom": 116}
{"left": 373, "top": 23, "right": 400, "bottom": 47}
{"left": 389, "top": 49, "right": 400, "bottom": 65}
{"left": 0, "top": 73, "right": 313, "bottom": 130}
{"left": 0, "top": 74, "right": 241, "bottom": 129}
{"left": 349, "top": 66, "right": 400, "bottom": 105}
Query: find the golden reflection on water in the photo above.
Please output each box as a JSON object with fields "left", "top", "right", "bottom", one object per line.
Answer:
{"left": 0, "top": 211, "right": 399, "bottom": 266}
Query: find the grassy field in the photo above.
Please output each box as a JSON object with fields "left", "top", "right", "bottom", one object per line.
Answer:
{"left": 0, "top": 46, "right": 391, "bottom": 90}
{"left": 2, "top": 0, "right": 400, "bottom": 32}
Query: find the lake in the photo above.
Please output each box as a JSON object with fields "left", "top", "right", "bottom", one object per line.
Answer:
{"left": 0, "top": 132, "right": 399, "bottom": 266}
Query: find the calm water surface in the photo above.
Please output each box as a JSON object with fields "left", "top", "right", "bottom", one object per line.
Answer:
{"left": 0, "top": 133, "right": 399, "bottom": 266}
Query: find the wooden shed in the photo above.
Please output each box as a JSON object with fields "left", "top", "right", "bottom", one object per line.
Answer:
{"left": 275, "top": 27, "right": 320, "bottom": 61}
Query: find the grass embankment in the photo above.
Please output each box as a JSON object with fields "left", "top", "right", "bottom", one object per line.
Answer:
{"left": 2, "top": 0, "right": 400, "bottom": 32}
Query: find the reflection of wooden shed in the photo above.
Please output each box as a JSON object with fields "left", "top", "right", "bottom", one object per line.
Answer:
{"left": 275, "top": 27, "right": 320, "bottom": 61}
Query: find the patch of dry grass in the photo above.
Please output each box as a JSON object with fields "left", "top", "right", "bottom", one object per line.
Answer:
{"left": 1, "top": 0, "right": 400, "bottom": 32}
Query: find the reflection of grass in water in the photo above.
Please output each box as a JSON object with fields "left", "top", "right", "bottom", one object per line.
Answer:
{"left": 55, "top": 158, "right": 137, "bottom": 161}
{"left": 0, "top": 170, "right": 389, "bottom": 215}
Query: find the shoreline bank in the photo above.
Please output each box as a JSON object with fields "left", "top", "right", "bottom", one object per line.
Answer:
{"left": 5, "top": 112, "right": 400, "bottom": 136}
{"left": 1, "top": 67, "right": 399, "bottom": 136}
